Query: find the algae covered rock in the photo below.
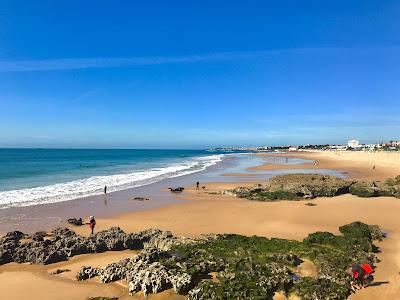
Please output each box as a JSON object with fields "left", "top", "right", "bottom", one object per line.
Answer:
{"left": 1, "top": 222, "right": 384, "bottom": 299}
{"left": 232, "top": 174, "right": 351, "bottom": 201}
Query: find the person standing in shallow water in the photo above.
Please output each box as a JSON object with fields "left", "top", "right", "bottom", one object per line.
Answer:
{"left": 104, "top": 185, "right": 107, "bottom": 194}
{"left": 89, "top": 216, "right": 96, "bottom": 234}
{"left": 196, "top": 181, "right": 200, "bottom": 190}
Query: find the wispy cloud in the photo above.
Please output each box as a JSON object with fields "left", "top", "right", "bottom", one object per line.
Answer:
{"left": 0, "top": 52, "right": 262, "bottom": 72}
{"left": 0, "top": 47, "right": 397, "bottom": 72}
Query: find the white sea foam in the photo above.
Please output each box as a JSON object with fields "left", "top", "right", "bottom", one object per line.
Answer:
{"left": 0, "top": 154, "right": 224, "bottom": 209}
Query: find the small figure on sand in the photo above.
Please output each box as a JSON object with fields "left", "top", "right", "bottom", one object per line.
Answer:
{"left": 196, "top": 181, "right": 200, "bottom": 190}
{"left": 104, "top": 185, "right": 107, "bottom": 194}
{"left": 372, "top": 165, "right": 376, "bottom": 170}
{"left": 314, "top": 161, "right": 318, "bottom": 166}
{"left": 89, "top": 216, "right": 96, "bottom": 234}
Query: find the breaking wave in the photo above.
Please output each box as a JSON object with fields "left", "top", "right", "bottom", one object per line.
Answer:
{"left": 0, "top": 154, "right": 223, "bottom": 209}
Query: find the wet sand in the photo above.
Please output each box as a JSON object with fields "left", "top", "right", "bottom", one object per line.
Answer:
{"left": 2, "top": 150, "right": 400, "bottom": 299}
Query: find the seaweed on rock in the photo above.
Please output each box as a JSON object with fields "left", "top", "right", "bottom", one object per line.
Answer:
{"left": 230, "top": 173, "right": 400, "bottom": 201}
{"left": 0, "top": 222, "right": 384, "bottom": 299}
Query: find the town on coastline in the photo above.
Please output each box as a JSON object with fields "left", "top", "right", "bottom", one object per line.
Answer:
{"left": 209, "top": 139, "right": 400, "bottom": 153}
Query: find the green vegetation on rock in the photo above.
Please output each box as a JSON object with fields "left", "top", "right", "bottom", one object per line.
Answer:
{"left": 159, "top": 221, "right": 383, "bottom": 300}
{"left": 231, "top": 173, "right": 400, "bottom": 201}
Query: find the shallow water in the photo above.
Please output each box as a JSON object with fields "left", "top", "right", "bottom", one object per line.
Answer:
{"left": 0, "top": 149, "right": 224, "bottom": 208}
{"left": 0, "top": 153, "right": 346, "bottom": 234}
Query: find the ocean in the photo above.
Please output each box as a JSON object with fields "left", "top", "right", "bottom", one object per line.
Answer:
{"left": 0, "top": 149, "right": 224, "bottom": 209}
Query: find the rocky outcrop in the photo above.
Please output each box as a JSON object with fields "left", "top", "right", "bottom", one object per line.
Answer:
{"left": 231, "top": 174, "right": 352, "bottom": 201}
{"left": 128, "top": 262, "right": 171, "bottom": 295}
{"left": 0, "top": 227, "right": 182, "bottom": 265}
{"left": 32, "top": 231, "right": 47, "bottom": 242}
{"left": 76, "top": 266, "right": 102, "bottom": 281}
{"left": 67, "top": 218, "right": 83, "bottom": 226}
{"left": 74, "top": 230, "right": 219, "bottom": 295}
{"left": 77, "top": 245, "right": 194, "bottom": 295}
{"left": 2, "top": 223, "right": 381, "bottom": 299}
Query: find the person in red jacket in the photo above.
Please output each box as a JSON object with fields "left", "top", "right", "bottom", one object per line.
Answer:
{"left": 89, "top": 216, "right": 96, "bottom": 234}
{"left": 348, "top": 263, "right": 374, "bottom": 291}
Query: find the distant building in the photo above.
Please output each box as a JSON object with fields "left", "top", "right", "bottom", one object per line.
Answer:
{"left": 288, "top": 146, "right": 298, "bottom": 151}
{"left": 329, "top": 145, "right": 347, "bottom": 151}
{"left": 347, "top": 140, "right": 360, "bottom": 148}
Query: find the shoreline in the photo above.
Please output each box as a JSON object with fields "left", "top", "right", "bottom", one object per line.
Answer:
{"left": 1, "top": 150, "right": 400, "bottom": 299}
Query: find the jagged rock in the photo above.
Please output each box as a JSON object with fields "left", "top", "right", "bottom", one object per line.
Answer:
{"left": 0, "top": 248, "right": 13, "bottom": 264}
{"left": 128, "top": 262, "right": 171, "bottom": 295}
{"left": 169, "top": 272, "right": 192, "bottom": 294}
{"left": 32, "top": 231, "right": 47, "bottom": 242}
{"left": 0, "top": 226, "right": 181, "bottom": 266}
{"left": 76, "top": 266, "right": 102, "bottom": 281}
{"left": 4, "top": 231, "right": 25, "bottom": 240}
{"left": 100, "top": 259, "right": 132, "bottom": 283}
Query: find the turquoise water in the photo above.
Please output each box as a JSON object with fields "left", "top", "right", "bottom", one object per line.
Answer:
{"left": 0, "top": 149, "right": 224, "bottom": 208}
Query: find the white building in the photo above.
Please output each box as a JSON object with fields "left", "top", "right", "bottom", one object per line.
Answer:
{"left": 347, "top": 139, "right": 360, "bottom": 148}
{"left": 288, "top": 146, "right": 298, "bottom": 151}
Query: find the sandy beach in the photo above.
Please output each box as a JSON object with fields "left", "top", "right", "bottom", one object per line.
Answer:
{"left": 1, "top": 150, "right": 400, "bottom": 299}
{"left": 251, "top": 150, "right": 400, "bottom": 181}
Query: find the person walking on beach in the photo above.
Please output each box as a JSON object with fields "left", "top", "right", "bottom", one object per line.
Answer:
{"left": 89, "top": 216, "right": 96, "bottom": 234}
{"left": 104, "top": 185, "right": 107, "bottom": 194}
{"left": 196, "top": 181, "right": 200, "bottom": 190}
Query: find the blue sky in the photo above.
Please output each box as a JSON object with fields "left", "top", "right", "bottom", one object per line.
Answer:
{"left": 0, "top": 1, "right": 399, "bottom": 148}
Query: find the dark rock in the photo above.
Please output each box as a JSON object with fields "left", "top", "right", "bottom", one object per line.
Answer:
{"left": 32, "top": 231, "right": 47, "bottom": 242}
{"left": 0, "top": 226, "right": 190, "bottom": 266}
{"left": 50, "top": 268, "right": 71, "bottom": 275}
{"left": 67, "top": 218, "right": 83, "bottom": 226}
{"left": 77, "top": 266, "right": 102, "bottom": 281}
{"left": 169, "top": 187, "right": 185, "bottom": 192}
{"left": 133, "top": 197, "right": 149, "bottom": 201}
{"left": 4, "top": 231, "right": 25, "bottom": 240}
